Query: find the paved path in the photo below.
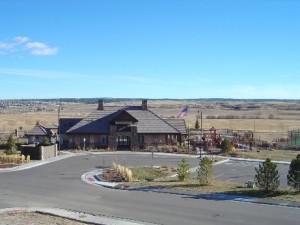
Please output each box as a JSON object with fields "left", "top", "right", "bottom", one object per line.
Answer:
{"left": 0, "top": 152, "right": 299, "bottom": 225}
{"left": 213, "top": 158, "right": 290, "bottom": 187}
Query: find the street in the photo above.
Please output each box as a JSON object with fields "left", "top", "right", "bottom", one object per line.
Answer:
{"left": 0, "top": 153, "right": 299, "bottom": 225}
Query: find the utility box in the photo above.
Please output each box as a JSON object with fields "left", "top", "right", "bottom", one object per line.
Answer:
{"left": 246, "top": 180, "right": 255, "bottom": 188}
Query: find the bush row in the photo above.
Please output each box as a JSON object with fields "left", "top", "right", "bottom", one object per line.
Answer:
{"left": 0, "top": 154, "right": 30, "bottom": 164}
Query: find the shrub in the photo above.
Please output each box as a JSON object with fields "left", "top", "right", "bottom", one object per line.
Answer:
{"left": 220, "top": 139, "right": 232, "bottom": 153}
{"left": 197, "top": 157, "right": 213, "bottom": 185}
{"left": 0, "top": 154, "right": 29, "bottom": 164}
{"left": 114, "top": 163, "right": 133, "bottom": 182}
{"left": 287, "top": 154, "right": 300, "bottom": 191}
{"left": 255, "top": 158, "right": 280, "bottom": 193}
{"left": 206, "top": 116, "right": 216, "bottom": 119}
{"left": 5, "top": 135, "right": 17, "bottom": 155}
{"left": 40, "top": 137, "right": 51, "bottom": 146}
{"left": 195, "top": 118, "right": 200, "bottom": 129}
{"left": 124, "top": 168, "right": 133, "bottom": 182}
{"left": 177, "top": 159, "right": 190, "bottom": 181}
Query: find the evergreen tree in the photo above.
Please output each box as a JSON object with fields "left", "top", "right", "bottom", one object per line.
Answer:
{"left": 195, "top": 118, "right": 200, "bottom": 130}
{"left": 177, "top": 158, "right": 190, "bottom": 181}
{"left": 287, "top": 154, "right": 300, "bottom": 191}
{"left": 255, "top": 158, "right": 280, "bottom": 193}
{"left": 220, "top": 139, "right": 232, "bottom": 153}
{"left": 197, "top": 157, "right": 213, "bottom": 185}
{"left": 5, "top": 135, "right": 17, "bottom": 155}
{"left": 40, "top": 137, "right": 51, "bottom": 146}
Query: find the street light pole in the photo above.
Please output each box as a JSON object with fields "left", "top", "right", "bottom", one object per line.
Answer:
{"left": 83, "top": 138, "right": 86, "bottom": 151}
{"left": 57, "top": 103, "right": 61, "bottom": 154}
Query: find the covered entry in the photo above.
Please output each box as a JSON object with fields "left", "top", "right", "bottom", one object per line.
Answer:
{"left": 117, "top": 135, "right": 131, "bottom": 150}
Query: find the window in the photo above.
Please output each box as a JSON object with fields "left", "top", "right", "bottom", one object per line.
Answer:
{"left": 153, "top": 134, "right": 158, "bottom": 143}
{"left": 102, "top": 135, "right": 109, "bottom": 145}
{"left": 138, "top": 135, "right": 145, "bottom": 145}
{"left": 118, "top": 136, "right": 130, "bottom": 146}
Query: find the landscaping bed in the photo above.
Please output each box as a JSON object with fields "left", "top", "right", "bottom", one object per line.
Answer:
{"left": 0, "top": 163, "right": 19, "bottom": 168}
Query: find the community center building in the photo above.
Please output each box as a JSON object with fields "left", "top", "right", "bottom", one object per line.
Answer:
{"left": 59, "top": 100, "right": 187, "bottom": 150}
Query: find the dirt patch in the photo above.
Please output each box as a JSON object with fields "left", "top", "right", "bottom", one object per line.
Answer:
{"left": 0, "top": 163, "right": 19, "bottom": 168}
{"left": 0, "top": 212, "right": 93, "bottom": 225}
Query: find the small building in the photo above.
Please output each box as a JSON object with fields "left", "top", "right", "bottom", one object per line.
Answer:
{"left": 26, "top": 125, "right": 58, "bottom": 144}
{"left": 61, "top": 100, "right": 187, "bottom": 150}
{"left": 59, "top": 118, "right": 82, "bottom": 149}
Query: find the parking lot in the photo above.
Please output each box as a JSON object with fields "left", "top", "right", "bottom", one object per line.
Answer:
{"left": 212, "top": 159, "right": 290, "bottom": 188}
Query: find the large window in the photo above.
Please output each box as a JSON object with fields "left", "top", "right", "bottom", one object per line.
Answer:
{"left": 117, "top": 136, "right": 130, "bottom": 146}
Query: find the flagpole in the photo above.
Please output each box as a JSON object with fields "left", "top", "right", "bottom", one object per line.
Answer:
{"left": 188, "top": 119, "right": 190, "bottom": 152}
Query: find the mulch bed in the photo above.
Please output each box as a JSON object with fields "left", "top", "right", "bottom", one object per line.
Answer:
{"left": 0, "top": 164, "right": 19, "bottom": 168}
{"left": 99, "top": 168, "right": 124, "bottom": 182}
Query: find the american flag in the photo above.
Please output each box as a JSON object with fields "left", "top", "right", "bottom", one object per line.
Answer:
{"left": 177, "top": 106, "right": 188, "bottom": 118}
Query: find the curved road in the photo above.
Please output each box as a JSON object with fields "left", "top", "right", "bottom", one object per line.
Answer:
{"left": 0, "top": 153, "right": 299, "bottom": 225}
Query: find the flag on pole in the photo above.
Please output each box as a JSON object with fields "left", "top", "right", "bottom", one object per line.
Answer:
{"left": 177, "top": 106, "right": 188, "bottom": 118}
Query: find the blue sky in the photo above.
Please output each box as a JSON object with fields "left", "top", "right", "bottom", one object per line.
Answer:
{"left": 0, "top": 0, "right": 299, "bottom": 99}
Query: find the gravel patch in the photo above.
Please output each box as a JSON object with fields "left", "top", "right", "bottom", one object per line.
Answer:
{"left": 0, "top": 212, "right": 97, "bottom": 225}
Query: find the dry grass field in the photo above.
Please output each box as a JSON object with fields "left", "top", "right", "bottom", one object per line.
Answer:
{"left": 0, "top": 99, "right": 300, "bottom": 144}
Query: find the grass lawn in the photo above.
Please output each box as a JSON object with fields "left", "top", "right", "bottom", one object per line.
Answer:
{"left": 0, "top": 149, "right": 5, "bottom": 155}
{"left": 235, "top": 149, "right": 300, "bottom": 162}
{"left": 128, "top": 167, "right": 300, "bottom": 203}
{"left": 131, "top": 166, "right": 176, "bottom": 181}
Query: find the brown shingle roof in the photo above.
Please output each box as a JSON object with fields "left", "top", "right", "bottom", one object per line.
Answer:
{"left": 67, "top": 106, "right": 179, "bottom": 134}
{"left": 164, "top": 119, "right": 187, "bottom": 135}
{"left": 27, "top": 125, "right": 57, "bottom": 136}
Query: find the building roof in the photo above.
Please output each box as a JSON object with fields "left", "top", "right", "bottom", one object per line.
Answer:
{"left": 27, "top": 125, "right": 57, "bottom": 136}
{"left": 59, "top": 118, "right": 82, "bottom": 134}
{"left": 164, "top": 119, "right": 188, "bottom": 135}
{"left": 67, "top": 106, "right": 181, "bottom": 134}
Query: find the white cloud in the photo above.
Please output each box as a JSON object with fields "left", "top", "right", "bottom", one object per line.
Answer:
{"left": 14, "top": 36, "right": 30, "bottom": 43}
{"left": 0, "top": 36, "right": 58, "bottom": 56}
{"left": 26, "top": 41, "right": 58, "bottom": 55}
{"left": 0, "top": 42, "right": 14, "bottom": 50}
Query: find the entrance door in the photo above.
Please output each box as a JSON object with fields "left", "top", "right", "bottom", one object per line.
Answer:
{"left": 117, "top": 135, "right": 131, "bottom": 150}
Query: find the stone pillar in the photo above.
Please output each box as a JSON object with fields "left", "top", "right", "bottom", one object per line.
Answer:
{"left": 55, "top": 144, "right": 58, "bottom": 157}
{"left": 131, "top": 126, "right": 139, "bottom": 151}
{"left": 109, "top": 125, "right": 117, "bottom": 150}
{"left": 39, "top": 146, "right": 44, "bottom": 160}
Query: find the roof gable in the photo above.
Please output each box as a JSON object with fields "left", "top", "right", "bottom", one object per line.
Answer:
{"left": 27, "top": 125, "right": 51, "bottom": 136}
{"left": 109, "top": 110, "right": 138, "bottom": 124}
{"left": 126, "top": 109, "right": 179, "bottom": 134}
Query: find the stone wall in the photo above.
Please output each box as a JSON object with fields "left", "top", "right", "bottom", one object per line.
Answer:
{"left": 21, "top": 144, "right": 57, "bottom": 160}
{"left": 40, "top": 144, "right": 57, "bottom": 160}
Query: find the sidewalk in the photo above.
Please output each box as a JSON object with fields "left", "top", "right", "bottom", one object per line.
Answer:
{"left": 0, "top": 207, "right": 156, "bottom": 225}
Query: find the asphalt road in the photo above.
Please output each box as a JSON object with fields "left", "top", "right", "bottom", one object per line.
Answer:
{"left": 0, "top": 153, "right": 299, "bottom": 225}
{"left": 213, "top": 159, "right": 290, "bottom": 187}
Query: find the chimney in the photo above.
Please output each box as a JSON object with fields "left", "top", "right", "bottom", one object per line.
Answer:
{"left": 97, "top": 99, "right": 104, "bottom": 110}
{"left": 141, "top": 99, "right": 147, "bottom": 110}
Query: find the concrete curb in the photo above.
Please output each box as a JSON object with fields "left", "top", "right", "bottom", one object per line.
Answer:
{"left": 82, "top": 166, "right": 300, "bottom": 209}
{"left": 0, "top": 207, "right": 157, "bottom": 225}
{"left": 226, "top": 157, "right": 291, "bottom": 165}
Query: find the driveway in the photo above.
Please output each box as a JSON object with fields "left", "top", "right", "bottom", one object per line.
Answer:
{"left": 213, "top": 159, "right": 290, "bottom": 187}
{"left": 0, "top": 152, "right": 299, "bottom": 225}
